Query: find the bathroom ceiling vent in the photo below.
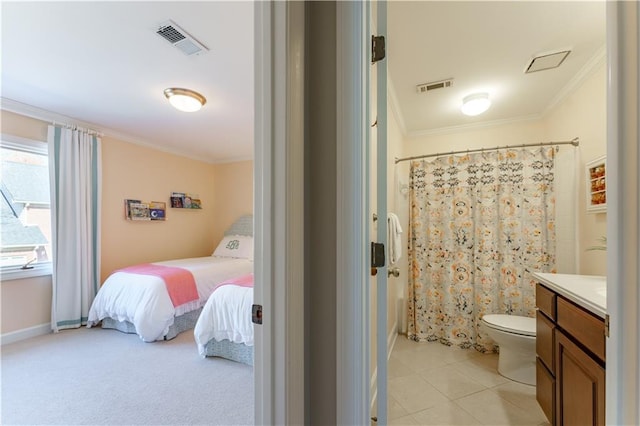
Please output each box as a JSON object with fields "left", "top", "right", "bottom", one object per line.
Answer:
{"left": 156, "top": 20, "right": 209, "bottom": 56}
{"left": 416, "top": 78, "right": 453, "bottom": 94}
{"left": 525, "top": 50, "right": 571, "bottom": 73}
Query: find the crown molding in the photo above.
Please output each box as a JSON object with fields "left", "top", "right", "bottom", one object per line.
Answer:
{"left": 0, "top": 98, "right": 250, "bottom": 164}
{"left": 210, "top": 154, "right": 254, "bottom": 165}
{"left": 406, "top": 113, "right": 542, "bottom": 139}
{"left": 1, "top": 97, "right": 101, "bottom": 131}
{"left": 543, "top": 44, "right": 607, "bottom": 116}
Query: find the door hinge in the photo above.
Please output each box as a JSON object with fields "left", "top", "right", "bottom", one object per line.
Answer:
{"left": 252, "top": 304, "right": 263, "bottom": 325}
{"left": 604, "top": 313, "right": 610, "bottom": 337}
{"left": 371, "top": 35, "right": 385, "bottom": 63}
{"left": 371, "top": 242, "right": 386, "bottom": 268}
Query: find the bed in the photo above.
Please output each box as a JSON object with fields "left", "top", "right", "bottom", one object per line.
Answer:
{"left": 193, "top": 273, "right": 254, "bottom": 365}
{"left": 87, "top": 215, "right": 254, "bottom": 342}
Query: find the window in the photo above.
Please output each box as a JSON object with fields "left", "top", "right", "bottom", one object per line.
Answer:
{"left": 1, "top": 134, "right": 52, "bottom": 279}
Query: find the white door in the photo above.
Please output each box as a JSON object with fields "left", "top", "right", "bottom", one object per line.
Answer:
{"left": 370, "top": 1, "right": 389, "bottom": 424}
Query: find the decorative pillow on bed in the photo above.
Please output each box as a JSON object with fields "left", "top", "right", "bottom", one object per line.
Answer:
{"left": 213, "top": 235, "right": 254, "bottom": 260}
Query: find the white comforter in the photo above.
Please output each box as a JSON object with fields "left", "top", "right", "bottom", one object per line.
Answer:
{"left": 194, "top": 284, "right": 254, "bottom": 357}
{"left": 87, "top": 256, "right": 253, "bottom": 342}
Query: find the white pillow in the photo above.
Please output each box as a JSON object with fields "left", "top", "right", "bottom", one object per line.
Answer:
{"left": 213, "top": 235, "right": 254, "bottom": 260}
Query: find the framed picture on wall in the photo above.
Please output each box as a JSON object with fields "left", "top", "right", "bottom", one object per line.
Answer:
{"left": 586, "top": 155, "right": 606, "bottom": 213}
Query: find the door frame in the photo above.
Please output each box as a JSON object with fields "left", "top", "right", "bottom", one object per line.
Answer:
{"left": 254, "top": 2, "right": 305, "bottom": 424}
{"left": 335, "top": 1, "right": 371, "bottom": 425}
{"left": 605, "top": 2, "right": 640, "bottom": 425}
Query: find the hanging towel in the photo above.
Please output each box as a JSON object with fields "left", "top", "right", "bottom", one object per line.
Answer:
{"left": 387, "top": 212, "right": 403, "bottom": 265}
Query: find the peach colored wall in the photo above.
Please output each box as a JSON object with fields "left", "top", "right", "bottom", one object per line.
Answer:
{"left": 210, "top": 160, "right": 254, "bottom": 247}
{"left": 1, "top": 110, "right": 49, "bottom": 141}
{"left": 100, "top": 137, "right": 218, "bottom": 282}
{"left": 1, "top": 275, "right": 52, "bottom": 333}
{"left": 1, "top": 110, "right": 254, "bottom": 335}
{"left": 1, "top": 111, "right": 52, "bottom": 335}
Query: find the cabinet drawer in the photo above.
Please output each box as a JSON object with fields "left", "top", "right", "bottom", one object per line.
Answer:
{"left": 536, "top": 357, "right": 555, "bottom": 425}
{"left": 557, "top": 297, "right": 605, "bottom": 362}
{"left": 536, "top": 310, "right": 555, "bottom": 373}
{"left": 536, "top": 283, "right": 556, "bottom": 320}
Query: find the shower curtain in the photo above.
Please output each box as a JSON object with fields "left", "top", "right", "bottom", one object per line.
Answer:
{"left": 407, "top": 147, "right": 556, "bottom": 352}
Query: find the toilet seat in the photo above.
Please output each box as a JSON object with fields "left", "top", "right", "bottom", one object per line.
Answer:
{"left": 482, "top": 314, "right": 536, "bottom": 337}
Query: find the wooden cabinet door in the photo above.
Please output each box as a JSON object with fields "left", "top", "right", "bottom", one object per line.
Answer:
{"left": 555, "top": 330, "right": 605, "bottom": 426}
{"left": 536, "top": 357, "right": 555, "bottom": 424}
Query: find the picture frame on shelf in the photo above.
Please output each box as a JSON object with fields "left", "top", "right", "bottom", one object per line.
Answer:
{"left": 585, "top": 155, "right": 606, "bottom": 213}
{"left": 170, "top": 191, "right": 202, "bottom": 209}
{"left": 170, "top": 192, "right": 185, "bottom": 208}
{"left": 149, "top": 201, "right": 167, "bottom": 220}
{"left": 124, "top": 199, "right": 166, "bottom": 221}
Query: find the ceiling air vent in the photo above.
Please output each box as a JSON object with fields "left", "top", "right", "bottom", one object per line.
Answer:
{"left": 525, "top": 50, "right": 571, "bottom": 73}
{"left": 416, "top": 78, "right": 453, "bottom": 94}
{"left": 156, "top": 20, "right": 209, "bottom": 56}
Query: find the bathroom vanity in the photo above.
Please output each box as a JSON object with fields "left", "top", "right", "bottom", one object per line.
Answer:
{"left": 532, "top": 272, "right": 607, "bottom": 426}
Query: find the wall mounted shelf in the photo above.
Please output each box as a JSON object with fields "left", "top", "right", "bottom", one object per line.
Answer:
{"left": 124, "top": 199, "right": 166, "bottom": 221}
{"left": 586, "top": 155, "right": 606, "bottom": 213}
{"left": 170, "top": 192, "right": 202, "bottom": 209}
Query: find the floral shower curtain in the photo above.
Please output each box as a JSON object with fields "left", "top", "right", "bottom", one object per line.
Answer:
{"left": 407, "top": 147, "right": 556, "bottom": 352}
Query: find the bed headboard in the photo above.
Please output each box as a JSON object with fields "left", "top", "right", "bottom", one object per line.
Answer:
{"left": 224, "top": 215, "right": 253, "bottom": 237}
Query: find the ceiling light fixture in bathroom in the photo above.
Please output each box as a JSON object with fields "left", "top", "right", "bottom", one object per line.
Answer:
{"left": 461, "top": 92, "right": 491, "bottom": 116}
{"left": 164, "top": 88, "right": 207, "bottom": 112}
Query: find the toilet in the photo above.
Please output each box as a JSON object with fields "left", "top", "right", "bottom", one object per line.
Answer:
{"left": 481, "top": 314, "right": 536, "bottom": 385}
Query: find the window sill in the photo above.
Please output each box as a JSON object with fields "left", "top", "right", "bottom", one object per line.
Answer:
{"left": 1, "top": 264, "right": 52, "bottom": 281}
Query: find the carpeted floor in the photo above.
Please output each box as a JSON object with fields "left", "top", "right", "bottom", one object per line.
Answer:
{"left": 1, "top": 326, "right": 254, "bottom": 425}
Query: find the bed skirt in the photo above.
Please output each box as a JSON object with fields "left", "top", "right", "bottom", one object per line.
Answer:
{"left": 204, "top": 338, "right": 254, "bottom": 365}
{"left": 101, "top": 307, "right": 203, "bottom": 341}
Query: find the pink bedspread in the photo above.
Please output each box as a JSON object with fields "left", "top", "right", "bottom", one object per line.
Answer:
{"left": 119, "top": 263, "right": 198, "bottom": 308}
{"left": 213, "top": 273, "right": 254, "bottom": 293}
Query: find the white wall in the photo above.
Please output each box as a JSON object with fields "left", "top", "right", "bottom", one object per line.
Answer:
{"left": 388, "top": 103, "right": 410, "bottom": 334}
{"left": 544, "top": 61, "right": 607, "bottom": 276}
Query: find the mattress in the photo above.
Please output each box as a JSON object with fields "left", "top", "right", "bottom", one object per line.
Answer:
{"left": 87, "top": 256, "right": 253, "bottom": 342}
{"left": 194, "top": 283, "right": 254, "bottom": 364}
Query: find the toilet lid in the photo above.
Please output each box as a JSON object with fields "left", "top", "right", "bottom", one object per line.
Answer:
{"left": 482, "top": 314, "right": 536, "bottom": 337}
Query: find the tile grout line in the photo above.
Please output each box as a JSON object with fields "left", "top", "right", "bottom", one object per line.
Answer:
{"left": 388, "top": 336, "right": 546, "bottom": 425}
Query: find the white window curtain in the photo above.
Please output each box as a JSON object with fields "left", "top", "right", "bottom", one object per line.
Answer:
{"left": 48, "top": 125, "right": 101, "bottom": 332}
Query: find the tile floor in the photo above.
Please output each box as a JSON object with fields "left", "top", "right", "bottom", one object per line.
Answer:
{"left": 383, "top": 335, "right": 551, "bottom": 425}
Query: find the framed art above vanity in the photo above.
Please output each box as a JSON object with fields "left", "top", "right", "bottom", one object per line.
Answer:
{"left": 586, "top": 155, "right": 606, "bottom": 213}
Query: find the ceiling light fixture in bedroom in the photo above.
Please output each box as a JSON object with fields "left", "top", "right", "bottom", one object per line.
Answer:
{"left": 163, "top": 88, "right": 206, "bottom": 112}
{"left": 461, "top": 92, "right": 491, "bottom": 116}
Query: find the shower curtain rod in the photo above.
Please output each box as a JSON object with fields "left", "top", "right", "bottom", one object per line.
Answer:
{"left": 394, "top": 137, "right": 579, "bottom": 164}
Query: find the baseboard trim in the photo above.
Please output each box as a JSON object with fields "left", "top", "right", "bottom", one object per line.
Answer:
{"left": 1, "top": 323, "right": 51, "bottom": 346}
{"left": 370, "top": 320, "right": 399, "bottom": 414}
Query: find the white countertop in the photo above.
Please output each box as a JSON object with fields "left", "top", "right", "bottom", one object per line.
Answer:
{"left": 532, "top": 272, "right": 607, "bottom": 318}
